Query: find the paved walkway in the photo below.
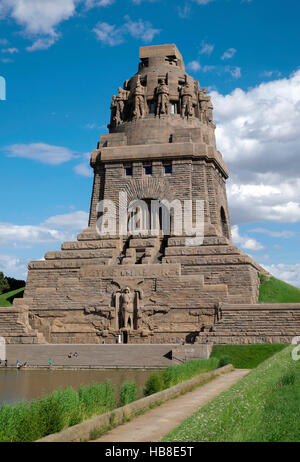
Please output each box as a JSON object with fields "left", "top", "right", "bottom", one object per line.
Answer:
{"left": 93, "top": 369, "right": 249, "bottom": 442}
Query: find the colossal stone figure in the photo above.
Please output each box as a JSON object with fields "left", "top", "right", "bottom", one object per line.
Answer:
{"left": 180, "top": 81, "right": 193, "bottom": 118}
{"left": 198, "top": 88, "right": 214, "bottom": 125}
{"left": 120, "top": 287, "right": 135, "bottom": 330}
{"left": 156, "top": 79, "right": 169, "bottom": 116}
{"left": 133, "top": 75, "right": 146, "bottom": 118}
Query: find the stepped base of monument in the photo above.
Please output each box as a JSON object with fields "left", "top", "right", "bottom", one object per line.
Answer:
{"left": 198, "top": 303, "right": 300, "bottom": 344}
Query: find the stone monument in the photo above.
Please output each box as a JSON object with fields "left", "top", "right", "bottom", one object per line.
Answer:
{"left": 4, "top": 44, "right": 277, "bottom": 345}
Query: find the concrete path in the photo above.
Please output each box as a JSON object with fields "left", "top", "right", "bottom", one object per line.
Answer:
{"left": 93, "top": 369, "right": 249, "bottom": 442}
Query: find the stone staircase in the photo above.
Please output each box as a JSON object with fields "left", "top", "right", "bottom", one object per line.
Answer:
{"left": 0, "top": 306, "right": 42, "bottom": 345}
{"left": 4, "top": 344, "right": 209, "bottom": 368}
{"left": 201, "top": 303, "right": 300, "bottom": 344}
{"left": 121, "top": 236, "right": 161, "bottom": 265}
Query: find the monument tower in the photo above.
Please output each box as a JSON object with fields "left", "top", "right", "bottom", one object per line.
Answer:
{"left": 9, "top": 45, "right": 264, "bottom": 344}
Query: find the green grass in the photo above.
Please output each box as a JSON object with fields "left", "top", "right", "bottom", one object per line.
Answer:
{"left": 143, "top": 358, "right": 219, "bottom": 396}
{"left": 0, "top": 380, "right": 115, "bottom": 442}
{"left": 211, "top": 344, "right": 287, "bottom": 369}
{"left": 0, "top": 287, "right": 24, "bottom": 307}
{"left": 163, "top": 345, "right": 300, "bottom": 442}
{"left": 259, "top": 275, "right": 300, "bottom": 303}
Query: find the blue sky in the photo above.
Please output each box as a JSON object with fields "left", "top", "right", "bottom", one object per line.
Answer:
{"left": 0, "top": 0, "right": 299, "bottom": 286}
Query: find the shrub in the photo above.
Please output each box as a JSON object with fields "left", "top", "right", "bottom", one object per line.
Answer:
{"left": 79, "top": 381, "right": 115, "bottom": 420}
{"left": 119, "top": 381, "right": 138, "bottom": 407}
{"left": 144, "top": 358, "right": 219, "bottom": 396}
{"left": 278, "top": 370, "right": 296, "bottom": 387}
{"left": 218, "top": 355, "right": 231, "bottom": 368}
{"left": 0, "top": 380, "right": 115, "bottom": 442}
{"left": 143, "top": 372, "right": 166, "bottom": 396}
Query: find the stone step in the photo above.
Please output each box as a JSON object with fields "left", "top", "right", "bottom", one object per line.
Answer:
{"left": 45, "top": 249, "right": 118, "bottom": 260}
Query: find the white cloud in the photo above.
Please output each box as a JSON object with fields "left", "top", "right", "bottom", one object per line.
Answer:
{"left": 123, "top": 15, "right": 160, "bottom": 43}
{"left": 193, "top": 0, "right": 214, "bottom": 4}
{"left": 93, "top": 16, "right": 160, "bottom": 46}
{"left": 26, "top": 36, "right": 56, "bottom": 52}
{"left": 187, "top": 61, "right": 215, "bottom": 73}
{"left": 43, "top": 211, "right": 89, "bottom": 230}
{"left": 132, "top": 0, "right": 158, "bottom": 3}
{"left": 0, "top": 211, "right": 89, "bottom": 247}
{"left": 250, "top": 228, "right": 295, "bottom": 239}
{"left": 211, "top": 69, "right": 300, "bottom": 224}
{"left": 262, "top": 70, "right": 281, "bottom": 78}
{"left": 232, "top": 225, "right": 265, "bottom": 251}
{"left": 177, "top": 3, "right": 190, "bottom": 18}
{"left": 84, "top": 0, "right": 114, "bottom": 8}
{"left": 0, "top": 254, "right": 30, "bottom": 280}
{"left": 187, "top": 60, "right": 201, "bottom": 72}
{"left": 74, "top": 152, "right": 93, "bottom": 177}
{"left": 93, "top": 22, "right": 124, "bottom": 46}
{"left": 0, "top": 223, "right": 71, "bottom": 245}
{"left": 0, "top": 0, "right": 114, "bottom": 51}
{"left": 199, "top": 40, "right": 214, "bottom": 56}
{"left": 3, "top": 143, "right": 76, "bottom": 165}
{"left": 225, "top": 65, "right": 241, "bottom": 79}
{"left": 0, "top": 0, "right": 77, "bottom": 36}
{"left": 262, "top": 263, "right": 300, "bottom": 288}
{"left": 221, "top": 48, "right": 237, "bottom": 60}
{"left": 1, "top": 47, "right": 19, "bottom": 54}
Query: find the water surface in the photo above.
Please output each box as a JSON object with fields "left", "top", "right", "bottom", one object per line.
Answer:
{"left": 0, "top": 368, "right": 153, "bottom": 405}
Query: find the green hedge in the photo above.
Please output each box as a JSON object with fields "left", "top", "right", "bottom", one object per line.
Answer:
{"left": 119, "top": 381, "right": 138, "bottom": 407}
{"left": 0, "top": 381, "right": 115, "bottom": 442}
{"left": 144, "top": 358, "right": 219, "bottom": 396}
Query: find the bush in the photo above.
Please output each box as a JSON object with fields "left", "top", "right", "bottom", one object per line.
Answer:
{"left": 119, "top": 381, "right": 138, "bottom": 407}
{"left": 79, "top": 381, "right": 115, "bottom": 420}
{"left": 218, "top": 355, "right": 231, "bottom": 368}
{"left": 143, "top": 372, "right": 166, "bottom": 396}
{"left": 0, "top": 380, "right": 116, "bottom": 442}
{"left": 278, "top": 370, "right": 296, "bottom": 387}
{"left": 144, "top": 358, "right": 219, "bottom": 397}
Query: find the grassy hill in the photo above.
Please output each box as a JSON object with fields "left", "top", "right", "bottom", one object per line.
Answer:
{"left": 165, "top": 345, "right": 300, "bottom": 442}
{"left": 0, "top": 287, "right": 25, "bottom": 307}
{"left": 211, "top": 344, "right": 286, "bottom": 369}
{"left": 259, "top": 275, "right": 300, "bottom": 303}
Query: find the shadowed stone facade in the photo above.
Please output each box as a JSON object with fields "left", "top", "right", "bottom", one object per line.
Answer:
{"left": 3, "top": 44, "right": 276, "bottom": 345}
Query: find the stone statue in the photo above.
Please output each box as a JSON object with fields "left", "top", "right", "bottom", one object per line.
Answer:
{"left": 156, "top": 79, "right": 169, "bottom": 116}
{"left": 110, "top": 95, "right": 118, "bottom": 126}
{"left": 180, "top": 82, "right": 193, "bottom": 118}
{"left": 199, "top": 88, "right": 214, "bottom": 125}
{"left": 120, "top": 287, "right": 135, "bottom": 330}
{"left": 133, "top": 75, "right": 146, "bottom": 118}
{"left": 110, "top": 87, "right": 129, "bottom": 126}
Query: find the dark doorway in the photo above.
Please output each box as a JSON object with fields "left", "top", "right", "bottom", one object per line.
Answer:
{"left": 123, "top": 331, "right": 128, "bottom": 344}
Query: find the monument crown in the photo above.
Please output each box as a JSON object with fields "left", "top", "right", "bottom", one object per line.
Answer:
{"left": 139, "top": 44, "right": 184, "bottom": 70}
{"left": 107, "top": 43, "right": 217, "bottom": 148}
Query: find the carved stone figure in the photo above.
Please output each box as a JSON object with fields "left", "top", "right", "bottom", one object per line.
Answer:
{"left": 110, "top": 95, "right": 118, "bottom": 126}
{"left": 120, "top": 287, "right": 135, "bottom": 330}
{"left": 133, "top": 75, "right": 146, "bottom": 118}
{"left": 198, "top": 88, "right": 214, "bottom": 125}
{"left": 180, "top": 82, "right": 193, "bottom": 118}
{"left": 156, "top": 79, "right": 169, "bottom": 116}
{"left": 110, "top": 87, "right": 129, "bottom": 126}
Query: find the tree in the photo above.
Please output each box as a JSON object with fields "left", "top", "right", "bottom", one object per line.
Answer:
{"left": 0, "top": 272, "right": 10, "bottom": 295}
